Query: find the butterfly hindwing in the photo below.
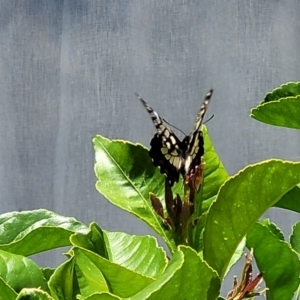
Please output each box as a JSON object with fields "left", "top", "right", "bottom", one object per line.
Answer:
{"left": 149, "top": 134, "right": 181, "bottom": 185}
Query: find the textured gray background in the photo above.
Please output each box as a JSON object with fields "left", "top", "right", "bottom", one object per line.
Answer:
{"left": 1, "top": 0, "right": 300, "bottom": 297}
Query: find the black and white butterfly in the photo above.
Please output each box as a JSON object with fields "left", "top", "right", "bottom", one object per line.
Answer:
{"left": 137, "top": 89, "right": 213, "bottom": 187}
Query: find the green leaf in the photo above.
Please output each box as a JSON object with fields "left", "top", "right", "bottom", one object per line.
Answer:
{"left": 48, "top": 254, "right": 76, "bottom": 300}
{"left": 0, "top": 209, "right": 88, "bottom": 256}
{"left": 16, "top": 288, "right": 53, "bottom": 300}
{"left": 0, "top": 250, "right": 48, "bottom": 293}
{"left": 0, "top": 276, "right": 17, "bottom": 299}
{"left": 190, "top": 129, "right": 231, "bottom": 247}
{"left": 247, "top": 222, "right": 300, "bottom": 300}
{"left": 94, "top": 135, "right": 175, "bottom": 251}
{"left": 190, "top": 127, "right": 229, "bottom": 251}
{"left": 72, "top": 223, "right": 167, "bottom": 279}
{"left": 290, "top": 222, "right": 300, "bottom": 255}
{"left": 71, "top": 222, "right": 109, "bottom": 259}
{"left": 203, "top": 160, "right": 300, "bottom": 279}
{"left": 263, "top": 82, "right": 300, "bottom": 102}
{"left": 260, "top": 219, "right": 284, "bottom": 241}
{"left": 74, "top": 248, "right": 109, "bottom": 297}
{"left": 104, "top": 231, "right": 167, "bottom": 278}
{"left": 131, "top": 246, "right": 220, "bottom": 300}
{"left": 41, "top": 267, "right": 55, "bottom": 282}
{"left": 251, "top": 81, "right": 300, "bottom": 129}
{"left": 275, "top": 185, "right": 300, "bottom": 213}
{"left": 196, "top": 127, "right": 229, "bottom": 204}
{"left": 73, "top": 247, "right": 154, "bottom": 298}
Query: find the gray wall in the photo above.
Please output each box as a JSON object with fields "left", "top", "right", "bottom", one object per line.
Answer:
{"left": 1, "top": 1, "right": 300, "bottom": 297}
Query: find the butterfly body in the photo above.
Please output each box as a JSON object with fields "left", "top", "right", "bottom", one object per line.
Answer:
{"left": 137, "top": 90, "right": 213, "bottom": 186}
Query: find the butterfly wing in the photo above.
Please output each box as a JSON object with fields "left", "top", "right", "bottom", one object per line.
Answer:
{"left": 183, "top": 89, "right": 213, "bottom": 181}
{"left": 193, "top": 89, "right": 214, "bottom": 132}
{"left": 137, "top": 94, "right": 183, "bottom": 186}
{"left": 149, "top": 133, "right": 182, "bottom": 186}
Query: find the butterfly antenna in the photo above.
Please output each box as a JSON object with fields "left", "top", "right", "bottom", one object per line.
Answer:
{"left": 164, "top": 119, "right": 187, "bottom": 136}
{"left": 204, "top": 114, "right": 214, "bottom": 124}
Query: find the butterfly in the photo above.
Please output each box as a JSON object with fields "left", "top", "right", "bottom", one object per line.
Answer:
{"left": 137, "top": 89, "right": 213, "bottom": 187}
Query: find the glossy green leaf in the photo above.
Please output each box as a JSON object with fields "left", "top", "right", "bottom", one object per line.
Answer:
{"left": 41, "top": 268, "right": 55, "bottom": 282}
{"left": 72, "top": 223, "right": 167, "bottom": 279}
{"left": 196, "top": 127, "right": 229, "bottom": 205}
{"left": 48, "top": 255, "right": 76, "bottom": 300}
{"left": 104, "top": 231, "right": 167, "bottom": 278}
{"left": 94, "top": 135, "right": 175, "bottom": 251}
{"left": 260, "top": 219, "right": 284, "bottom": 241}
{"left": 71, "top": 223, "right": 109, "bottom": 259}
{"left": 16, "top": 288, "right": 53, "bottom": 300}
{"left": 71, "top": 223, "right": 167, "bottom": 296}
{"left": 0, "top": 250, "right": 48, "bottom": 293}
{"left": 0, "top": 276, "right": 17, "bottom": 299}
{"left": 247, "top": 222, "right": 300, "bottom": 300}
{"left": 73, "top": 247, "right": 154, "bottom": 298}
{"left": 74, "top": 248, "right": 109, "bottom": 297}
{"left": 290, "top": 222, "right": 300, "bottom": 255}
{"left": 263, "top": 82, "right": 300, "bottom": 102}
{"left": 190, "top": 128, "right": 229, "bottom": 251}
{"left": 275, "top": 185, "right": 300, "bottom": 213}
{"left": 203, "top": 160, "right": 300, "bottom": 279}
{"left": 251, "top": 81, "right": 300, "bottom": 129}
{"left": 0, "top": 209, "right": 88, "bottom": 256}
{"left": 131, "top": 246, "right": 220, "bottom": 300}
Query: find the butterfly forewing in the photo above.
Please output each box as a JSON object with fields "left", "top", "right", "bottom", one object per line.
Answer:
{"left": 183, "top": 89, "right": 213, "bottom": 180}
{"left": 137, "top": 93, "right": 183, "bottom": 186}
{"left": 137, "top": 90, "right": 213, "bottom": 186}
{"left": 193, "top": 89, "right": 213, "bottom": 131}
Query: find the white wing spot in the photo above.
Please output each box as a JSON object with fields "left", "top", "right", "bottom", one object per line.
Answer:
{"left": 174, "top": 157, "right": 182, "bottom": 169}
{"left": 164, "top": 130, "right": 170, "bottom": 138}
{"left": 161, "top": 147, "right": 168, "bottom": 154}
{"left": 192, "top": 145, "right": 199, "bottom": 154}
{"left": 170, "top": 135, "right": 176, "bottom": 145}
{"left": 165, "top": 154, "right": 171, "bottom": 160}
{"left": 184, "top": 156, "right": 192, "bottom": 173}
